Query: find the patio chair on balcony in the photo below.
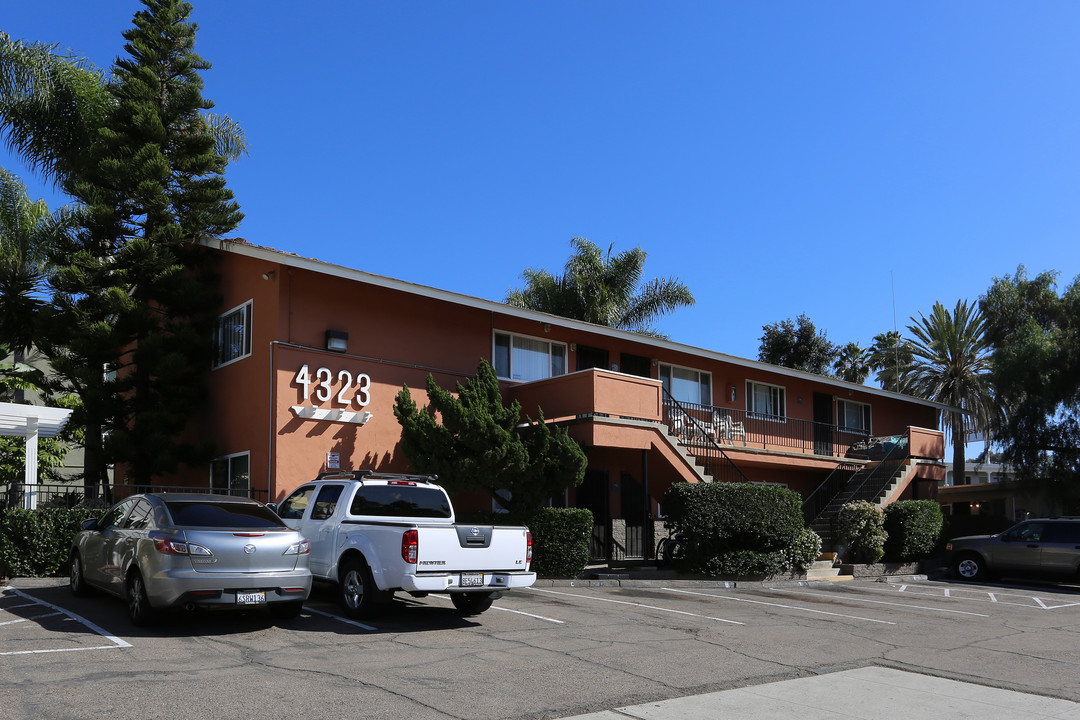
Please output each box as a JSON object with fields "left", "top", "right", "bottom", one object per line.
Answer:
{"left": 713, "top": 412, "right": 746, "bottom": 445}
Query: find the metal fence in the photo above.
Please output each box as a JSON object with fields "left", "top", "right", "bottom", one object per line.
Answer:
{"left": 1, "top": 482, "right": 268, "bottom": 510}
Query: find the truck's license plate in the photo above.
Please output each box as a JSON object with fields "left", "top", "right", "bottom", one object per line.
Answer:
{"left": 236, "top": 590, "right": 266, "bottom": 605}
{"left": 460, "top": 573, "right": 484, "bottom": 587}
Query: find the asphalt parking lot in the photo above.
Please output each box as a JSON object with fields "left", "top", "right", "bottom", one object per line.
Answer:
{"left": 3, "top": 576, "right": 1080, "bottom": 719}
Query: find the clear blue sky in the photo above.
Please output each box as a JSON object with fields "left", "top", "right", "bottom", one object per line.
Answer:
{"left": 5, "top": 2, "right": 1079, "bottom": 363}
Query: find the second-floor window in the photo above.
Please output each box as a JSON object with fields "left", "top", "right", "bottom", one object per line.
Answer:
{"left": 660, "top": 363, "right": 711, "bottom": 405}
{"left": 836, "top": 398, "right": 871, "bottom": 432}
{"left": 213, "top": 300, "right": 252, "bottom": 368}
{"left": 747, "top": 380, "right": 785, "bottom": 419}
{"left": 493, "top": 331, "right": 566, "bottom": 381}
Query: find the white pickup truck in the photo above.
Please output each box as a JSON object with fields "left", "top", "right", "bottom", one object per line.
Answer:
{"left": 275, "top": 471, "right": 535, "bottom": 618}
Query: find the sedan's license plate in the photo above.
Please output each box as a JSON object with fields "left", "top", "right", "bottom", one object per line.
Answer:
{"left": 460, "top": 573, "right": 484, "bottom": 587}
{"left": 236, "top": 590, "right": 266, "bottom": 605}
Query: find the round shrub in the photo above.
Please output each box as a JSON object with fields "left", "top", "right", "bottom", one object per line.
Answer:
{"left": 883, "top": 500, "right": 944, "bottom": 561}
{"left": 524, "top": 507, "right": 593, "bottom": 578}
{"left": 837, "top": 500, "right": 886, "bottom": 564}
{"left": 785, "top": 527, "right": 823, "bottom": 572}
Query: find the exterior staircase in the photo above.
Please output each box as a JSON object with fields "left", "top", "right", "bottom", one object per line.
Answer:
{"left": 805, "top": 552, "right": 852, "bottom": 581}
{"left": 807, "top": 457, "right": 919, "bottom": 549}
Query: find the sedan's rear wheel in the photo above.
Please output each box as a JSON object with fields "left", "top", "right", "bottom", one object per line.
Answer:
{"left": 451, "top": 591, "right": 494, "bottom": 615}
{"left": 127, "top": 570, "right": 159, "bottom": 626}
{"left": 953, "top": 552, "right": 987, "bottom": 581}
{"left": 69, "top": 552, "right": 90, "bottom": 597}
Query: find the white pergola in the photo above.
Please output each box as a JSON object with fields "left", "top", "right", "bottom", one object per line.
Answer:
{"left": 0, "top": 401, "right": 74, "bottom": 510}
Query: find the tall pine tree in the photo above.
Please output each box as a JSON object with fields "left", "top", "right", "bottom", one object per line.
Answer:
{"left": 48, "top": 0, "right": 242, "bottom": 489}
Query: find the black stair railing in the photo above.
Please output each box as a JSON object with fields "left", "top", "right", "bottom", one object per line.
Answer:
{"left": 662, "top": 391, "right": 750, "bottom": 484}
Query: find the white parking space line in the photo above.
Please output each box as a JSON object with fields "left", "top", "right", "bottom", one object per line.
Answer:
{"left": 0, "top": 586, "right": 132, "bottom": 655}
{"left": 527, "top": 587, "right": 744, "bottom": 625}
{"left": 302, "top": 606, "right": 377, "bottom": 630}
{"left": 773, "top": 588, "right": 990, "bottom": 617}
{"left": 663, "top": 588, "right": 896, "bottom": 625}
{"left": 424, "top": 594, "right": 565, "bottom": 624}
{"left": 0, "top": 611, "right": 62, "bottom": 627}
{"left": 882, "top": 583, "right": 1080, "bottom": 610}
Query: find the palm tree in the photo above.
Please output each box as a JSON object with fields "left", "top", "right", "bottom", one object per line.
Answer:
{"left": 0, "top": 31, "right": 245, "bottom": 188}
{"left": 905, "top": 300, "right": 995, "bottom": 489}
{"left": 868, "top": 330, "right": 914, "bottom": 392}
{"left": 505, "top": 238, "right": 694, "bottom": 337}
{"left": 833, "top": 342, "right": 871, "bottom": 384}
{"left": 0, "top": 168, "right": 79, "bottom": 353}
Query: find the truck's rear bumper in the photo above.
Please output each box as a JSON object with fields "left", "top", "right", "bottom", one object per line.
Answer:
{"left": 403, "top": 571, "right": 537, "bottom": 593}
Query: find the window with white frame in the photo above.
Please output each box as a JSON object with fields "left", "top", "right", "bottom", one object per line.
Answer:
{"left": 746, "top": 380, "right": 785, "bottom": 419}
{"left": 659, "top": 363, "right": 711, "bottom": 405}
{"left": 211, "top": 452, "right": 250, "bottom": 496}
{"left": 213, "top": 300, "right": 252, "bottom": 368}
{"left": 836, "top": 398, "right": 871, "bottom": 432}
{"left": 493, "top": 331, "right": 567, "bottom": 381}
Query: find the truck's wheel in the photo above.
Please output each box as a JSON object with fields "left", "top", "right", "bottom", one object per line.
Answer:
{"left": 953, "top": 552, "right": 987, "bottom": 581}
{"left": 451, "top": 592, "right": 494, "bottom": 615}
{"left": 339, "top": 557, "right": 386, "bottom": 619}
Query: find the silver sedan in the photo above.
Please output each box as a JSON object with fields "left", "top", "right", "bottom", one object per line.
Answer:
{"left": 70, "top": 493, "right": 312, "bottom": 626}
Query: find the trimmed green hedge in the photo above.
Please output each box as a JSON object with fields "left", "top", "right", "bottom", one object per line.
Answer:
{"left": 524, "top": 507, "right": 593, "bottom": 578}
{"left": 0, "top": 507, "right": 101, "bottom": 578}
{"left": 661, "top": 482, "right": 814, "bottom": 576}
{"left": 883, "top": 500, "right": 944, "bottom": 561}
{"left": 837, "top": 500, "right": 887, "bottom": 564}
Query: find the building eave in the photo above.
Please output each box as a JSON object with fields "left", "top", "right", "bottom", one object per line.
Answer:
{"left": 204, "top": 237, "right": 955, "bottom": 414}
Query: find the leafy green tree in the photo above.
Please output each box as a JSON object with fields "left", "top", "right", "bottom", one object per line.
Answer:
{"left": 833, "top": 341, "right": 870, "bottom": 384}
{"left": 505, "top": 237, "right": 694, "bottom": 338}
{"left": 868, "top": 330, "right": 914, "bottom": 392}
{"left": 758, "top": 314, "right": 837, "bottom": 375}
{"left": 394, "top": 360, "right": 588, "bottom": 513}
{"left": 981, "top": 267, "right": 1080, "bottom": 509}
{"left": 904, "top": 300, "right": 995, "bottom": 493}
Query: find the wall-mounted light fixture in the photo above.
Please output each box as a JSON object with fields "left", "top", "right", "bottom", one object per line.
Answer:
{"left": 651, "top": 358, "right": 659, "bottom": 367}
{"left": 543, "top": 323, "right": 551, "bottom": 333}
{"left": 570, "top": 343, "right": 577, "bottom": 351}
{"left": 729, "top": 384, "right": 737, "bottom": 403}
{"left": 325, "top": 329, "right": 348, "bottom": 353}
{"left": 261, "top": 270, "right": 275, "bottom": 280}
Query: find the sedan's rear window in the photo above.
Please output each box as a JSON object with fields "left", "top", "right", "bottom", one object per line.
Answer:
{"left": 349, "top": 485, "right": 451, "bottom": 519}
{"left": 165, "top": 501, "right": 286, "bottom": 528}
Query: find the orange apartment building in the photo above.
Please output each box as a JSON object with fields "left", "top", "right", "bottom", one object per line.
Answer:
{"left": 150, "top": 239, "right": 947, "bottom": 560}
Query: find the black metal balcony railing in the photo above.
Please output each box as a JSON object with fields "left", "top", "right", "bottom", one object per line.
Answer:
{"left": 661, "top": 393, "right": 750, "bottom": 484}
{"left": 1, "top": 482, "right": 268, "bottom": 510}
{"left": 663, "top": 399, "right": 870, "bottom": 458}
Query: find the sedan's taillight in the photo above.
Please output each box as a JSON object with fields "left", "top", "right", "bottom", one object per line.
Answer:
{"left": 402, "top": 529, "right": 418, "bottom": 564}
{"left": 155, "top": 538, "right": 212, "bottom": 556}
{"left": 284, "top": 539, "right": 311, "bottom": 555}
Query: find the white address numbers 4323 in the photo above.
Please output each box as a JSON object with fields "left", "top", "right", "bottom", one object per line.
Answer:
{"left": 294, "top": 364, "right": 371, "bottom": 407}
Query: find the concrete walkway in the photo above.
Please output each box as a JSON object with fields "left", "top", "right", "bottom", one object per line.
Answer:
{"left": 567, "top": 666, "right": 1080, "bottom": 719}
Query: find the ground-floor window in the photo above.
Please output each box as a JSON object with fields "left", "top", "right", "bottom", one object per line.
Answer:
{"left": 211, "top": 451, "right": 250, "bottom": 496}
{"left": 835, "top": 398, "right": 871, "bottom": 432}
{"left": 659, "top": 363, "right": 711, "bottom": 405}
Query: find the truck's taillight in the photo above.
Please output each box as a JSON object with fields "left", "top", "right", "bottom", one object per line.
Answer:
{"left": 402, "top": 529, "right": 418, "bottom": 564}
{"left": 526, "top": 531, "right": 533, "bottom": 564}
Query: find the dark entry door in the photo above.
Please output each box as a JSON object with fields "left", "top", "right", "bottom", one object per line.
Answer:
{"left": 620, "top": 472, "right": 646, "bottom": 559}
{"left": 577, "top": 345, "right": 609, "bottom": 372}
{"left": 813, "top": 393, "right": 834, "bottom": 456}
{"left": 577, "top": 470, "right": 609, "bottom": 560}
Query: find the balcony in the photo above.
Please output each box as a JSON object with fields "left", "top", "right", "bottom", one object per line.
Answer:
{"left": 663, "top": 400, "right": 870, "bottom": 459}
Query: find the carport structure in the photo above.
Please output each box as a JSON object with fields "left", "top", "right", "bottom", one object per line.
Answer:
{"left": 0, "top": 402, "right": 73, "bottom": 509}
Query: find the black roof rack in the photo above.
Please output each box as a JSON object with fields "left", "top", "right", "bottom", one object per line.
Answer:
{"left": 315, "top": 470, "right": 437, "bottom": 484}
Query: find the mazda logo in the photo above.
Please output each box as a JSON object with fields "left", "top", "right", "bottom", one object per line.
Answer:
{"left": 244, "top": 544, "right": 256, "bottom": 554}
